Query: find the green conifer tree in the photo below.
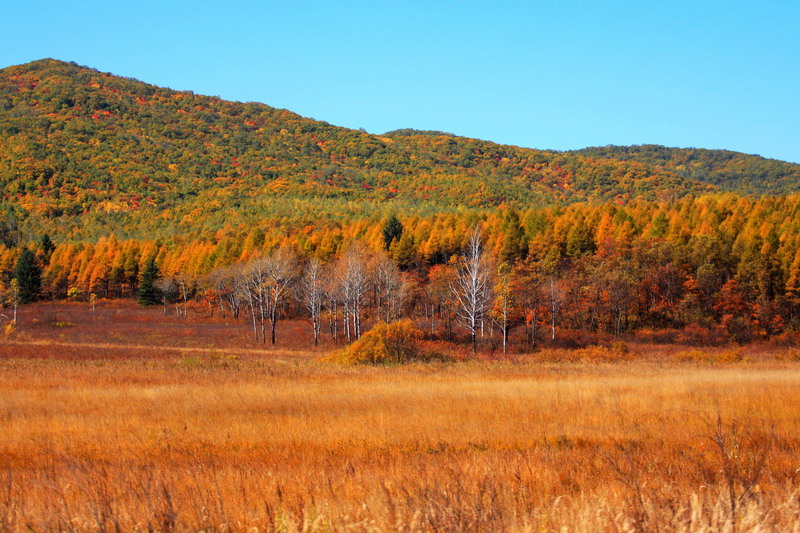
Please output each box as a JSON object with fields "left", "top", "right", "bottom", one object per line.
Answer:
{"left": 38, "top": 234, "right": 56, "bottom": 262}
{"left": 137, "top": 256, "right": 162, "bottom": 306}
{"left": 382, "top": 215, "right": 404, "bottom": 250}
{"left": 14, "top": 248, "right": 42, "bottom": 304}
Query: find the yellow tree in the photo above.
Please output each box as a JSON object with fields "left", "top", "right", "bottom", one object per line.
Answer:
{"left": 491, "top": 262, "right": 517, "bottom": 354}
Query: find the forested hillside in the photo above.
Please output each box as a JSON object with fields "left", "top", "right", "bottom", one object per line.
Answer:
{"left": 0, "top": 58, "right": 733, "bottom": 242}
{"left": 574, "top": 145, "right": 800, "bottom": 195}
{"left": 3, "top": 59, "right": 800, "bottom": 345}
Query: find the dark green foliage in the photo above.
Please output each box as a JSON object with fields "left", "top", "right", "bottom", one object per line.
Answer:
{"left": 0, "top": 204, "right": 22, "bottom": 247}
{"left": 14, "top": 247, "right": 41, "bottom": 303}
{"left": 574, "top": 145, "right": 800, "bottom": 195}
{"left": 566, "top": 220, "right": 596, "bottom": 257}
{"left": 540, "top": 245, "right": 564, "bottom": 276}
{"left": 38, "top": 234, "right": 55, "bottom": 260}
{"left": 392, "top": 232, "right": 418, "bottom": 271}
{"left": 137, "top": 256, "right": 161, "bottom": 306}
{"left": 499, "top": 209, "right": 527, "bottom": 264}
{"left": 382, "top": 215, "right": 403, "bottom": 250}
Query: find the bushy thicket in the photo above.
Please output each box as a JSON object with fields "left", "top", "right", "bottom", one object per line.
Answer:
{"left": 325, "top": 320, "right": 440, "bottom": 365}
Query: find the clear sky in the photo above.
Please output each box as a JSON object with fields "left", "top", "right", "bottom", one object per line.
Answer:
{"left": 2, "top": 1, "right": 798, "bottom": 163}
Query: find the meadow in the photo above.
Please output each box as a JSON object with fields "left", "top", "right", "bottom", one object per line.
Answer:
{"left": 2, "top": 302, "right": 800, "bottom": 531}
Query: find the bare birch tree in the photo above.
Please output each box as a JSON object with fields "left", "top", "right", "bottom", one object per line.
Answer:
{"left": 548, "top": 277, "right": 565, "bottom": 341}
{"left": 174, "top": 272, "right": 193, "bottom": 319}
{"left": 335, "top": 243, "right": 371, "bottom": 341}
{"left": 0, "top": 279, "right": 19, "bottom": 326}
{"left": 317, "top": 262, "right": 340, "bottom": 343}
{"left": 451, "top": 227, "right": 493, "bottom": 352}
{"left": 300, "top": 257, "right": 324, "bottom": 345}
{"left": 154, "top": 277, "right": 177, "bottom": 316}
{"left": 211, "top": 266, "right": 241, "bottom": 320}
{"left": 264, "top": 247, "right": 298, "bottom": 344}
{"left": 372, "top": 250, "right": 404, "bottom": 323}
{"left": 241, "top": 257, "right": 269, "bottom": 343}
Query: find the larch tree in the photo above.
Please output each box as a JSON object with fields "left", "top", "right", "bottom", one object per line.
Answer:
{"left": 492, "top": 263, "right": 515, "bottom": 354}
{"left": 785, "top": 249, "right": 800, "bottom": 323}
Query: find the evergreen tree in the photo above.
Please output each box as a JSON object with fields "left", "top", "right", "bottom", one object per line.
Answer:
{"left": 14, "top": 248, "right": 42, "bottom": 304}
{"left": 137, "top": 256, "right": 161, "bottom": 305}
{"left": 38, "top": 234, "right": 56, "bottom": 261}
{"left": 382, "top": 215, "right": 403, "bottom": 250}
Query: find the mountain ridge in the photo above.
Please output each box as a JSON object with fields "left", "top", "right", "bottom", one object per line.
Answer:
{"left": 572, "top": 144, "right": 800, "bottom": 195}
{"left": 1, "top": 59, "right": 798, "bottom": 241}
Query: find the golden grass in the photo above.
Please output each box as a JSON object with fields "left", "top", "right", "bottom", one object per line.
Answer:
{"left": 1, "top": 353, "right": 800, "bottom": 531}
{"left": 2, "top": 302, "right": 799, "bottom": 530}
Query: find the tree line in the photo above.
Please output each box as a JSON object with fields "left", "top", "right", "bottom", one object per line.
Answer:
{"left": 2, "top": 196, "right": 800, "bottom": 349}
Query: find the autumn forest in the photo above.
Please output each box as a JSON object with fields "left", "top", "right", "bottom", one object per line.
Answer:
{"left": 2, "top": 60, "right": 800, "bottom": 349}
{"left": 5, "top": 58, "right": 800, "bottom": 531}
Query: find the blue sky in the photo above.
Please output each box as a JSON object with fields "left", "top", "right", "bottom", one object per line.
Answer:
{"left": 2, "top": 1, "right": 798, "bottom": 163}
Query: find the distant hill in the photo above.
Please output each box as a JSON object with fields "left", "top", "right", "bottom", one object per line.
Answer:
{"left": 1, "top": 59, "right": 797, "bottom": 241}
{"left": 383, "top": 128, "right": 457, "bottom": 137}
{"left": 572, "top": 145, "right": 800, "bottom": 195}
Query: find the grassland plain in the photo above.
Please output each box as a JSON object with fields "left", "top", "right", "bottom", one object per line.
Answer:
{"left": 2, "top": 302, "right": 800, "bottom": 531}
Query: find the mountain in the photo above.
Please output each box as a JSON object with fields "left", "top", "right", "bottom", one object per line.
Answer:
{"left": 0, "top": 59, "right": 797, "bottom": 241}
{"left": 572, "top": 145, "right": 800, "bottom": 195}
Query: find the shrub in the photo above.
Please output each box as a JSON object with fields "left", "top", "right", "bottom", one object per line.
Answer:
{"left": 45, "top": 314, "right": 75, "bottom": 328}
{"left": 576, "top": 343, "right": 635, "bottom": 363}
{"left": 676, "top": 324, "right": 728, "bottom": 346}
{"left": 765, "top": 332, "right": 800, "bottom": 348}
{"left": 529, "top": 344, "right": 635, "bottom": 363}
{"left": 676, "top": 348, "right": 744, "bottom": 363}
{"left": 633, "top": 328, "right": 680, "bottom": 344}
{"left": 325, "top": 320, "right": 441, "bottom": 365}
{"left": 721, "top": 315, "right": 754, "bottom": 344}
{"left": 549, "top": 329, "right": 611, "bottom": 349}
{"left": 611, "top": 341, "right": 629, "bottom": 354}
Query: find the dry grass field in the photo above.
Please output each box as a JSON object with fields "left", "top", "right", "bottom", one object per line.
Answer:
{"left": 2, "top": 301, "right": 800, "bottom": 531}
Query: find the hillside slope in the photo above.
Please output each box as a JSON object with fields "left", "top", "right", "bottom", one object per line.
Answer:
{"left": 0, "top": 59, "right": 795, "bottom": 240}
{"left": 573, "top": 145, "right": 800, "bottom": 195}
